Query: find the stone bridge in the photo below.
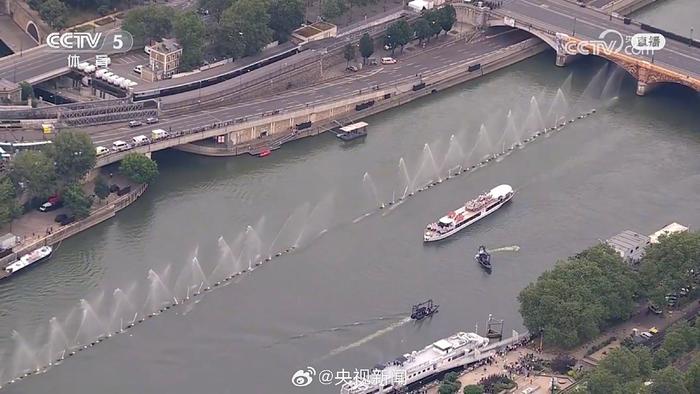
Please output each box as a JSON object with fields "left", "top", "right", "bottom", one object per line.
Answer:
{"left": 455, "top": 1, "right": 700, "bottom": 95}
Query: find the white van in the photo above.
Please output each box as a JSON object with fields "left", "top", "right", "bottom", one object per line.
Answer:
{"left": 151, "top": 129, "right": 168, "bottom": 141}
{"left": 112, "top": 140, "right": 130, "bottom": 151}
{"left": 381, "top": 57, "right": 397, "bottom": 65}
{"left": 132, "top": 135, "right": 150, "bottom": 146}
{"left": 95, "top": 146, "right": 109, "bottom": 156}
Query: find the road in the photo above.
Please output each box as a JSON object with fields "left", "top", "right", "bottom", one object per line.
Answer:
{"left": 86, "top": 29, "right": 533, "bottom": 147}
{"left": 498, "top": 0, "right": 700, "bottom": 79}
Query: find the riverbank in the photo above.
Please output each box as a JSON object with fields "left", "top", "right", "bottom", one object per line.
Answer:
{"left": 0, "top": 181, "right": 147, "bottom": 271}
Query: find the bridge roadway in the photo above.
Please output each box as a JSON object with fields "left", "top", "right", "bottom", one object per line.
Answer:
{"left": 85, "top": 30, "right": 532, "bottom": 148}
{"left": 496, "top": 0, "right": 700, "bottom": 80}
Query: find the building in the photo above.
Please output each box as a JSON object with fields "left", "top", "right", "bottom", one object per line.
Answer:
{"left": 408, "top": 0, "right": 445, "bottom": 12}
{"left": 0, "top": 78, "right": 21, "bottom": 103}
{"left": 145, "top": 38, "right": 183, "bottom": 81}
{"left": 291, "top": 22, "right": 337, "bottom": 44}
{"left": 606, "top": 230, "right": 650, "bottom": 263}
{"left": 649, "top": 222, "right": 689, "bottom": 244}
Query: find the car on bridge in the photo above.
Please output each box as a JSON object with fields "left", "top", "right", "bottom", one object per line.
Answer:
{"left": 96, "top": 146, "right": 109, "bottom": 156}
{"left": 132, "top": 135, "right": 150, "bottom": 146}
{"left": 146, "top": 117, "right": 159, "bottom": 124}
{"left": 112, "top": 140, "right": 131, "bottom": 152}
{"left": 128, "top": 120, "right": 143, "bottom": 128}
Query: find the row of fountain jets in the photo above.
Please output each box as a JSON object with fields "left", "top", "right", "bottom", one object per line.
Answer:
{"left": 0, "top": 64, "right": 626, "bottom": 389}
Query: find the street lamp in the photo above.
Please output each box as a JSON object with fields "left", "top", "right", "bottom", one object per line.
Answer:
{"left": 572, "top": 17, "right": 577, "bottom": 36}
{"left": 691, "top": 27, "right": 694, "bottom": 46}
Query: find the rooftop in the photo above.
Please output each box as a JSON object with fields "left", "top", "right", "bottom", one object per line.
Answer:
{"left": 649, "top": 222, "right": 688, "bottom": 243}
{"left": 149, "top": 38, "right": 181, "bottom": 54}
{"left": 606, "top": 230, "right": 650, "bottom": 256}
{"left": 293, "top": 22, "right": 337, "bottom": 38}
{"left": 0, "top": 78, "right": 19, "bottom": 91}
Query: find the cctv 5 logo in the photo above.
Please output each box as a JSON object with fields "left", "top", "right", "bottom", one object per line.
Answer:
{"left": 46, "top": 31, "right": 133, "bottom": 53}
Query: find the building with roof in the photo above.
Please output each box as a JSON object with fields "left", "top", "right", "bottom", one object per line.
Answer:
{"left": 291, "top": 22, "right": 337, "bottom": 44}
{"left": 649, "top": 222, "right": 689, "bottom": 244}
{"left": 146, "top": 38, "right": 183, "bottom": 81}
{"left": 606, "top": 230, "right": 650, "bottom": 263}
{"left": 408, "top": 0, "right": 445, "bottom": 12}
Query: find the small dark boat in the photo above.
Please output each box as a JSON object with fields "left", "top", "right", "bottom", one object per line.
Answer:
{"left": 410, "top": 299, "right": 439, "bottom": 320}
{"left": 258, "top": 149, "right": 271, "bottom": 157}
{"left": 475, "top": 245, "right": 491, "bottom": 270}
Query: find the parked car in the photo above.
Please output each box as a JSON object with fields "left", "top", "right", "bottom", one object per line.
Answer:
{"left": 648, "top": 327, "right": 658, "bottom": 335}
{"left": 145, "top": 117, "right": 159, "bottom": 124}
{"left": 132, "top": 135, "right": 150, "bottom": 146}
{"left": 151, "top": 129, "right": 169, "bottom": 140}
{"left": 112, "top": 140, "right": 130, "bottom": 151}
{"left": 346, "top": 65, "right": 360, "bottom": 72}
{"left": 95, "top": 146, "right": 109, "bottom": 156}
{"left": 59, "top": 215, "right": 76, "bottom": 226}
{"left": 368, "top": 57, "right": 379, "bottom": 66}
{"left": 39, "top": 200, "right": 63, "bottom": 212}
{"left": 648, "top": 302, "right": 662, "bottom": 315}
{"left": 133, "top": 65, "right": 143, "bottom": 75}
{"left": 381, "top": 57, "right": 397, "bottom": 65}
{"left": 128, "top": 120, "right": 142, "bottom": 128}
{"left": 640, "top": 332, "right": 653, "bottom": 339}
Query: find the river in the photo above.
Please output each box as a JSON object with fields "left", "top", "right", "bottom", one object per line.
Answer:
{"left": 0, "top": 1, "right": 699, "bottom": 393}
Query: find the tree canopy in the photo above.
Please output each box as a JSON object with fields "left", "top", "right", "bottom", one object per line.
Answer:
{"left": 10, "top": 150, "right": 56, "bottom": 199}
{"left": 413, "top": 18, "right": 432, "bottom": 44}
{"left": 268, "top": 0, "right": 304, "bottom": 43}
{"left": 343, "top": 43, "right": 356, "bottom": 66}
{"left": 119, "top": 153, "right": 159, "bottom": 184}
{"left": 39, "top": 0, "right": 68, "bottom": 30}
{"left": 439, "top": 5, "right": 457, "bottom": 35}
{"left": 639, "top": 231, "right": 700, "bottom": 306}
{"left": 518, "top": 244, "right": 638, "bottom": 348}
{"left": 63, "top": 183, "right": 93, "bottom": 219}
{"left": 0, "top": 177, "right": 19, "bottom": 227}
{"left": 49, "top": 131, "right": 96, "bottom": 185}
{"left": 173, "top": 11, "right": 206, "bottom": 71}
{"left": 219, "top": 0, "right": 272, "bottom": 58}
{"left": 359, "top": 33, "right": 374, "bottom": 64}
{"left": 122, "top": 5, "right": 176, "bottom": 47}
{"left": 386, "top": 20, "right": 412, "bottom": 53}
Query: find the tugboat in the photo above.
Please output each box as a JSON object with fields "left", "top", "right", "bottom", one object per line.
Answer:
{"left": 475, "top": 245, "right": 491, "bottom": 270}
{"left": 410, "top": 299, "right": 439, "bottom": 320}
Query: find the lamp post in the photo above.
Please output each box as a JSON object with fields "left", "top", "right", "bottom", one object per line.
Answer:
{"left": 691, "top": 27, "right": 694, "bottom": 46}
{"left": 572, "top": 17, "right": 577, "bottom": 37}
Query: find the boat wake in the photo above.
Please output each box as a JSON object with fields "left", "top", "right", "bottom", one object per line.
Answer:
{"left": 264, "top": 314, "right": 408, "bottom": 348}
{"left": 316, "top": 316, "right": 413, "bottom": 361}
{"left": 487, "top": 245, "right": 520, "bottom": 253}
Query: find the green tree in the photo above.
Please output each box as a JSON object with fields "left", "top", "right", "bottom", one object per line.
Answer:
{"left": 343, "top": 43, "right": 355, "bottom": 67}
{"left": 386, "top": 20, "right": 412, "bottom": 54}
{"left": 93, "top": 177, "right": 110, "bottom": 202}
{"left": 639, "top": 231, "right": 700, "bottom": 306}
{"left": 174, "top": 11, "right": 206, "bottom": 71}
{"left": 122, "top": 5, "right": 176, "bottom": 47}
{"left": 39, "top": 0, "right": 68, "bottom": 30}
{"left": 462, "top": 385, "right": 484, "bottom": 394}
{"left": 439, "top": 5, "right": 457, "bottom": 35}
{"left": 413, "top": 18, "right": 432, "bottom": 44}
{"left": 424, "top": 9, "right": 442, "bottom": 38}
{"left": 438, "top": 372, "right": 461, "bottom": 394}
{"left": 49, "top": 131, "right": 96, "bottom": 185}
{"left": 218, "top": 0, "right": 272, "bottom": 58}
{"left": 653, "top": 348, "right": 670, "bottom": 370}
{"left": 119, "top": 153, "right": 158, "bottom": 184}
{"left": 198, "top": 0, "right": 232, "bottom": 23}
{"left": 0, "top": 177, "right": 20, "bottom": 227}
{"left": 684, "top": 361, "right": 700, "bottom": 393}
{"left": 651, "top": 367, "right": 689, "bottom": 394}
{"left": 19, "top": 81, "right": 33, "bottom": 102}
{"left": 597, "top": 347, "right": 641, "bottom": 382}
{"left": 587, "top": 368, "right": 617, "bottom": 394}
{"left": 321, "top": 0, "right": 347, "bottom": 20}
{"left": 633, "top": 347, "right": 653, "bottom": 377}
{"left": 268, "top": 0, "right": 304, "bottom": 43}
{"left": 63, "top": 183, "right": 93, "bottom": 219}
{"left": 358, "top": 33, "right": 374, "bottom": 64}
{"left": 518, "top": 244, "right": 638, "bottom": 348}
{"left": 10, "top": 150, "right": 56, "bottom": 199}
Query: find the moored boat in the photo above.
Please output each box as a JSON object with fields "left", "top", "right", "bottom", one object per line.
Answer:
{"left": 2, "top": 245, "right": 53, "bottom": 279}
{"left": 424, "top": 185, "right": 515, "bottom": 242}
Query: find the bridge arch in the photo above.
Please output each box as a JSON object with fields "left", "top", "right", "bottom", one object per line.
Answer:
{"left": 25, "top": 21, "right": 40, "bottom": 44}
{"left": 486, "top": 20, "right": 558, "bottom": 49}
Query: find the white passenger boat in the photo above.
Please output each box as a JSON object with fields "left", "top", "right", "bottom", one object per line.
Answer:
{"left": 424, "top": 184, "right": 514, "bottom": 242}
{"left": 3, "top": 246, "right": 53, "bottom": 277}
{"left": 340, "top": 331, "right": 491, "bottom": 394}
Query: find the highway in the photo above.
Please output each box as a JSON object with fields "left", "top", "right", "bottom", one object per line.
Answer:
{"left": 498, "top": 0, "right": 700, "bottom": 79}
{"left": 86, "top": 29, "right": 533, "bottom": 147}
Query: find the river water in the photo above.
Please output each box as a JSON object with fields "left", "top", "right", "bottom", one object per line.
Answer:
{"left": 1, "top": 2, "right": 699, "bottom": 394}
